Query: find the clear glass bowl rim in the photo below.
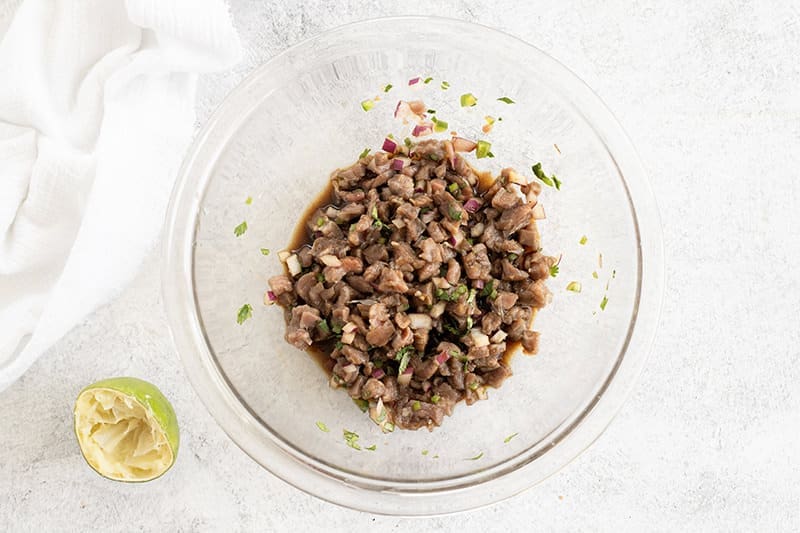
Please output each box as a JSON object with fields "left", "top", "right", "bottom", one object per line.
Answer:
{"left": 162, "top": 16, "right": 665, "bottom": 516}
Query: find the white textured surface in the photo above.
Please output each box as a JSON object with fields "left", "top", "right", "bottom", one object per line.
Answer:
{"left": 2, "top": 0, "right": 799, "bottom": 530}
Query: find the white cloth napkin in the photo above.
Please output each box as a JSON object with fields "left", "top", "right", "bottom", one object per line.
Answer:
{"left": 0, "top": 0, "right": 241, "bottom": 391}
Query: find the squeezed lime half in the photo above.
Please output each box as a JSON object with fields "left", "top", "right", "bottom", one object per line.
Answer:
{"left": 73, "top": 377, "right": 179, "bottom": 482}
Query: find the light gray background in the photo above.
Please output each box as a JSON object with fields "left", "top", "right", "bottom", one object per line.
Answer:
{"left": 2, "top": 0, "right": 799, "bottom": 531}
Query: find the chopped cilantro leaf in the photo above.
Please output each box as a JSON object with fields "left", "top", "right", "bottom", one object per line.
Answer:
{"left": 317, "top": 319, "right": 330, "bottom": 333}
{"left": 236, "top": 304, "right": 253, "bottom": 325}
{"left": 447, "top": 205, "right": 462, "bottom": 221}
{"left": 353, "top": 398, "right": 368, "bottom": 412}
{"left": 397, "top": 346, "right": 414, "bottom": 374}
{"left": 497, "top": 96, "right": 515, "bottom": 104}
{"left": 549, "top": 264, "right": 559, "bottom": 277}
{"left": 343, "top": 429, "right": 361, "bottom": 450}
{"left": 234, "top": 221, "right": 248, "bottom": 237}
{"left": 426, "top": 108, "right": 436, "bottom": 114}
{"left": 383, "top": 83, "right": 393, "bottom": 92}
{"left": 260, "top": 248, "right": 270, "bottom": 256}
{"left": 423, "top": 77, "right": 433, "bottom": 84}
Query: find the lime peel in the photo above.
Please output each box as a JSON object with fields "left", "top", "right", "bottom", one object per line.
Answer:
{"left": 74, "top": 377, "right": 179, "bottom": 482}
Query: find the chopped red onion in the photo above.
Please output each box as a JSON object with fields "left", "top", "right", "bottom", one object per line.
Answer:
{"left": 408, "top": 77, "right": 420, "bottom": 85}
{"left": 382, "top": 137, "right": 397, "bottom": 153}
{"left": 463, "top": 198, "right": 481, "bottom": 213}
{"left": 391, "top": 158, "right": 404, "bottom": 170}
{"left": 435, "top": 351, "right": 450, "bottom": 365}
{"left": 412, "top": 122, "right": 433, "bottom": 137}
{"left": 372, "top": 368, "right": 386, "bottom": 379}
{"left": 447, "top": 236, "right": 456, "bottom": 246}
{"left": 397, "top": 366, "right": 414, "bottom": 386}
{"left": 474, "top": 279, "right": 484, "bottom": 289}
{"left": 267, "top": 291, "right": 276, "bottom": 302}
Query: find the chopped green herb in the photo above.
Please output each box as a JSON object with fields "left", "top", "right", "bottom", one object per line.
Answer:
{"left": 553, "top": 176, "right": 562, "bottom": 190}
{"left": 316, "top": 273, "right": 325, "bottom": 283}
{"left": 432, "top": 117, "right": 448, "bottom": 132}
{"left": 404, "top": 137, "right": 412, "bottom": 148}
{"left": 612, "top": 269, "right": 617, "bottom": 279}
{"left": 431, "top": 394, "right": 441, "bottom": 404}
{"left": 497, "top": 96, "right": 515, "bottom": 104}
{"left": 353, "top": 398, "right": 369, "bottom": 412}
{"left": 331, "top": 323, "right": 343, "bottom": 335}
{"left": 440, "top": 80, "right": 450, "bottom": 90}
{"left": 316, "top": 421, "right": 330, "bottom": 432}
{"left": 387, "top": 133, "right": 395, "bottom": 140}
{"left": 579, "top": 235, "right": 588, "bottom": 245}
{"left": 361, "top": 99, "right": 375, "bottom": 111}
{"left": 460, "top": 93, "right": 478, "bottom": 107}
{"left": 532, "top": 163, "right": 554, "bottom": 187}
{"left": 234, "top": 221, "right": 248, "bottom": 237}
{"left": 343, "top": 429, "right": 361, "bottom": 450}
{"left": 467, "top": 452, "right": 484, "bottom": 461}
{"left": 260, "top": 248, "right": 270, "bottom": 256}
{"left": 549, "top": 264, "right": 559, "bottom": 277}
{"left": 486, "top": 151, "right": 495, "bottom": 158}
{"left": 600, "top": 296, "right": 609, "bottom": 310}
{"left": 449, "top": 349, "right": 468, "bottom": 362}
{"left": 236, "top": 304, "right": 253, "bottom": 325}
{"left": 454, "top": 284, "right": 468, "bottom": 296}
{"left": 371, "top": 204, "right": 383, "bottom": 228}
{"left": 317, "top": 319, "right": 331, "bottom": 333}
{"left": 434, "top": 454, "right": 439, "bottom": 459}
{"left": 566, "top": 281, "right": 582, "bottom": 293}
{"left": 366, "top": 444, "right": 377, "bottom": 451}
{"left": 245, "top": 196, "right": 253, "bottom": 205}
{"left": 592, "top": 271, "right": 599, "bottom": 279}
{"left": 428, "top": 152, "right": 442, "bottom": 162}
{"left": 383, "top": 422, "right": 395, "bottom": 433}
{"left": 421, "top": 449, "right": 429, "bottom": 456}
{"left": 504, "top": 432, "right": 519, "bottom": 443}
{"left": 447, "top": 205, "right": 462, "bottom": 221}
{"left": 468, "top": 381, "right": 479, "bottom": 391}
{"left": 447, "top": 182, "right": 459, "bottom": 194}
{"left": 420, "top": 206, "right": 432, "bottom": 214}
{"left": 480, "top": 279, "right": 498, "bottom": 300}
{"left": 316, "top": 217, "right": 326, "bottom": 227}
{"left": 383, "top": 83, "right": 393, "bottom": 92}
{"left": 507, "top": 253, "right": 518, "bottom": 261}
{"left": 335, "top": 340, "right": 344, "bottom": 350}
{"left": 476, "top": 140, "right": 492, "bottom": 159}
{"left": 359, "top": 147, "right": 371, "bottom": 159}
{"left": 412, "top": 400, "right": 422, "bottom": 412}
{"left": 397, "top": 346, "right": 413, "bottom": 374}
{"left": 466, "top": 288, "right": 477, "bottom": 305}
{"left": 426, "top": 108, "right": 436, "bottom": 114}
{"left": 423, "top": 77, "right": 433, "bottom": 84}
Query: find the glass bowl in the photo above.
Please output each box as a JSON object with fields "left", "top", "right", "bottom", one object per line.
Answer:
{"left": 162, "top": 16, "right": 663, "bottom": 515}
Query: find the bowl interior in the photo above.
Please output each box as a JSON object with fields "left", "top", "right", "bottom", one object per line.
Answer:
{"left": 170, "top": 17, "right": 659, "bottom": 513}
